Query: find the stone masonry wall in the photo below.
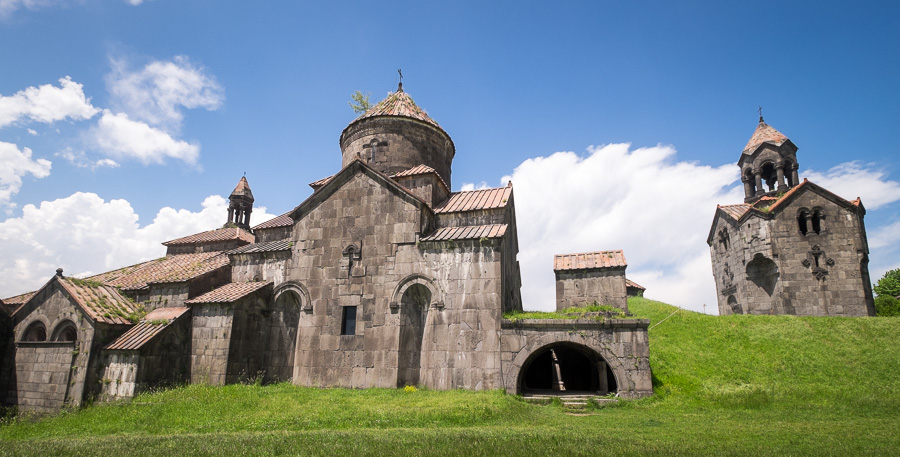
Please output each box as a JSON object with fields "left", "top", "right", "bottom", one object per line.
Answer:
{"left": 711, "top": 188, "right": 873, "bottom": 316}
{"left": 190, "top": 303, "right": 234, "bottom": 385}
{"left": 13, "top": 287, "right": 99, "bottom": 409}
{"left": 14, "top": 342, "right": 76, "bottom": 412}
{"left": 230, "top": 251, "right": 290, "bottom": 285}
{"left": 499, "top": 319, "right": 652, "bottom": 399}
{"left": 341, "top": 117, "right": 455, "bottom": 188}
{"left": 289, "top": 172, "right": 509, "bottom": 390}
{"left": 555, "top": 267, "right": 628, "bottom": 311}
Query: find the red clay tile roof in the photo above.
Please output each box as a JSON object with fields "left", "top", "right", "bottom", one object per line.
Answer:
{"left": 718, "top": 204, "right": 753, "bottom": 220}
{"left": 84, "top": 260, "right": 157, "bottom": 285}
{"left": 352, "top": 87, "right": 442, "bottom": 129}
{"left": 391, "top": 164, "right": 450, "bottom": 192}
{"left": 162, "top": 227, "right": 254, "bottom": 246}
{"left": 433, "top": 186, "right": 512, "bottom": 214}
{"left": 102, "top": 252, "right": 230, "bottom": 291}
{"left": 308, "top": 174, "right": 334, "bottom": 190}
{"left": 58, "top": 277, "right": 138, "bottom": 325}
{"left": 253, "top": 211, "right": 293, "bottom": 230}
{"left": 625, "top": 279, "right": 646, "bottom": 290}
{"left": 554, "top": 250, "right": 627, "bottom": 271}
{"left": 104, "top": 307, "right": 190, "bottom": 351}
{"left": 743, "top": 120, "right": 789, "bottom": 155}
{"left": 1, "top": 291, "right": 35, "bottom": 305}
{"left": 186, "top": 281, "right": 271, "bottom": 304}
{"left": 230, "top": 176, "right": 254, "bottom": 200}
{"left": 420, "top": 224, "right": 507, "bottom": 242}
{"left": 228, "top": 240, "right": 292, "bottom": 254}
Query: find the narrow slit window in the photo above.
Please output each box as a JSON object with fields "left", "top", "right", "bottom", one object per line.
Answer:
{"left": 341, "top": 306, "right": 357, "bottom": 335}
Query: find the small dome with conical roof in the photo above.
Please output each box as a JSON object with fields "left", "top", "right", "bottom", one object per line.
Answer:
{"left": 339, "top": 84, "right": 456, "bottom": 188}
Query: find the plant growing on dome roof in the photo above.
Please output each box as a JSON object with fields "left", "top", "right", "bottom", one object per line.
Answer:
{"left": 349, "top": 90, "right": 371, "bottom": 114}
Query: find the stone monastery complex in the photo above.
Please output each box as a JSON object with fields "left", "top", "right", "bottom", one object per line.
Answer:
{"left": 0, "top": 85, "right": 874, "bottom": 413}
{"left": 0, "top": 84, "right": 652, "bottom": 412}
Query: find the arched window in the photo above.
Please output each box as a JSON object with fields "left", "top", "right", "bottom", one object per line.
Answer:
{"left": 744, "top": 169, "right": 757, "bottom": 197}
{"left": 761, "top": 162, "right": 778, "bottom": 192}
{"left": 798, "top": 210, "right": 809, "bottom": 236}
{"left": 51, "top": 321, "right": 77, "bottom": 342}
{"left": 783, "top": 161, "right": 795, "bottom": 187}
{"left": 21, "top": 321, "right": 47, "bottom": 342}
{"left": 811, "top": 210, "right": 824, "bottom": 234}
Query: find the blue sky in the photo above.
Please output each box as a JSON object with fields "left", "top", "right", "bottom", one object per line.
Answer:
{"left": 1, "top": 1, "right": 898, "bottom": 312}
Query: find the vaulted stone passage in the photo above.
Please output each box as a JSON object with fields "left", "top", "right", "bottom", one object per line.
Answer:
{"left": 518, "top": 343, "right": 616, "bottom": 395}
{"left": 397, "top": 283, "right": 430, "bottom": 387}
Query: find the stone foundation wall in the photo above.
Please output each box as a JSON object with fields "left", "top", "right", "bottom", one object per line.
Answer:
{"left": 499, "top": 319, "right": 652, "bottom": 399}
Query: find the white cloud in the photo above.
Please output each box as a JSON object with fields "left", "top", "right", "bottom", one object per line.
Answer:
{"left": 0, "top": 192, "right": 278, "bottom": 298}
{"left": 0, "top": 141, "right": 52, "bottom": 209}
{"left": 0, "top": 76, "right": 98, "bottom": 128}
{"left": 92, "top": 110, "right": 200, "bottom": 164}
{"left": 26, "top": 128, "right": 36, "bottom": 136}
{"left": 107, "top": 56, "right": 223, "bottom": 129}
{"left": 0, "top": 0, "right": 53, "bottom": 18}
{"left": 459, "top": 181, "right": 489, "bottom": 192}
{"left": 56, "top": 147, "right": 119, "bottom": 169}
{"left": 124, "top": 0, "right": 143, "bottom": 5}
{"left": 804, "top": 161, "right": 900, "bottom": 209}
{"left": 503, "top": 144, "right": 742, "bottom": 313}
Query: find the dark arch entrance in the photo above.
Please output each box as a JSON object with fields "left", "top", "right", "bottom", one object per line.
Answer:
{"left": 519, "top": 343, "right": 617, "bottom": 395}
{"left": 397, "top": 283, "right": 430, "bottom": 387}
{"left": 51, "top": 321, "right": 77, "bottom": 342}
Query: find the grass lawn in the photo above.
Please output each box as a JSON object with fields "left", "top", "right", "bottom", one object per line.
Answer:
{"left": 1, "top": 297, "right": 898, "bottom": 456}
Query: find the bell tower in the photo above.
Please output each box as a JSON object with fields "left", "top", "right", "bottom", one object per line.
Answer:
{"left": 225, "top": 176, "right": 254, "bottom": 230}
{"left": 737, "top": 114, "right": 800, "bottom": 203}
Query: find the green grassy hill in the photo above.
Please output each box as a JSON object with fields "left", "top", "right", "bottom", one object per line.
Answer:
{"left": 2, "top": 297, "right": 898, "bottom": 456}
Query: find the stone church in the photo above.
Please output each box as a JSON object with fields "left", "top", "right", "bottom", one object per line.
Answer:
{"left": 0, "top": 83, "right": 652, "bottom": 413}
{"left": 708, "top": 116, "right": 875, "bottom": 316}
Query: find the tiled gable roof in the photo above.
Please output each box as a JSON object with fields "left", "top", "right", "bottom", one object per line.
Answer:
{"left": 186, "top": 281, "right": 271, "bottom": 304}
{"left": 420, "top": 224, "right": 507, "bottom": 242}
{"left": 718, "top": 204, "right": 753, "bottom": 221}
{"left": 58, "top": 277, "right": 138, "bottom": 325}
{"left": 228, "top": 240, "right": 292, "bottom": 254}
{"left": 554, "top": 250, "right": 627, "bottom": 271}
{"left": 2, "top": 291, "right": 36, "bottom": 315}
{"left": 104, "top": 307, "right": 190, "bottom": 351}
{"left": 434, "top": 186, "right": 512, "bottom": 214}
{"left": 743, "top": 120, "right": 789, "bottom": 155}
{"left": 103, "top": 252, "right": 230, "bottom": 291}
{"left": 391, "top": 164, "right": 450, "bottom": 193}
{"left": 253, "top": 211, "right": 293, "bottom": 230}
{"left": 162, "top": 227, "right": 254, "bottom": 246}
{"left": 352, "top": 88, "right": 442, "bottom": 129}
{"left": 308, "top": 175, "right": 334, "bottom": 190}
{"left": 625, "top": 279, "right": 646, "bottom": 290}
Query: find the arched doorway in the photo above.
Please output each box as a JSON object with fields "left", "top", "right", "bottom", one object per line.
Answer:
{"left": 518, "top": 343, "right": 617, "bottom": 395}
{"left": 397, "top": 283, "right": 430, "bottom": 387}
{"left": 269, "top": 284, "right": 304, "bottom": 383}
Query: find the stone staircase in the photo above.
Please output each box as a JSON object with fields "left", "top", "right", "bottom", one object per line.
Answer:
{"left": 522, "top": 393, "right": 618, "bottom": 411}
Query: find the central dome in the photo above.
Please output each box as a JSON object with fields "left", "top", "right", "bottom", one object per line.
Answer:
{"left": 339, "top": 84, "right": 456, "bottom": 187}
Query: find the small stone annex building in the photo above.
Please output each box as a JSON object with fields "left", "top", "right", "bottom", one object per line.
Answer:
{"left": 0, "top": 83, "right": 652, "bottom": 412}
{"left": 708, "top": 116, "right": 875, "bottom": 316}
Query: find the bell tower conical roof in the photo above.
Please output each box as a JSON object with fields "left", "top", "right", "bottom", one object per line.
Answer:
{"left": 225, "top": 176, "right": 254, "bottom": 229}
{"left": 737, "top": 115, "right": 800, "bottom": 203}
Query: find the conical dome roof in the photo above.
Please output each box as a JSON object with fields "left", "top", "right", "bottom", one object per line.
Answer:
{"left": 342, "top": 83, "right": 448, "bottom": 139}
{"left": 743, "top": 118, "right": 790, "bottom": 155}
{"left": 230, "top": 176, "right": 254, "bottom": 201}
